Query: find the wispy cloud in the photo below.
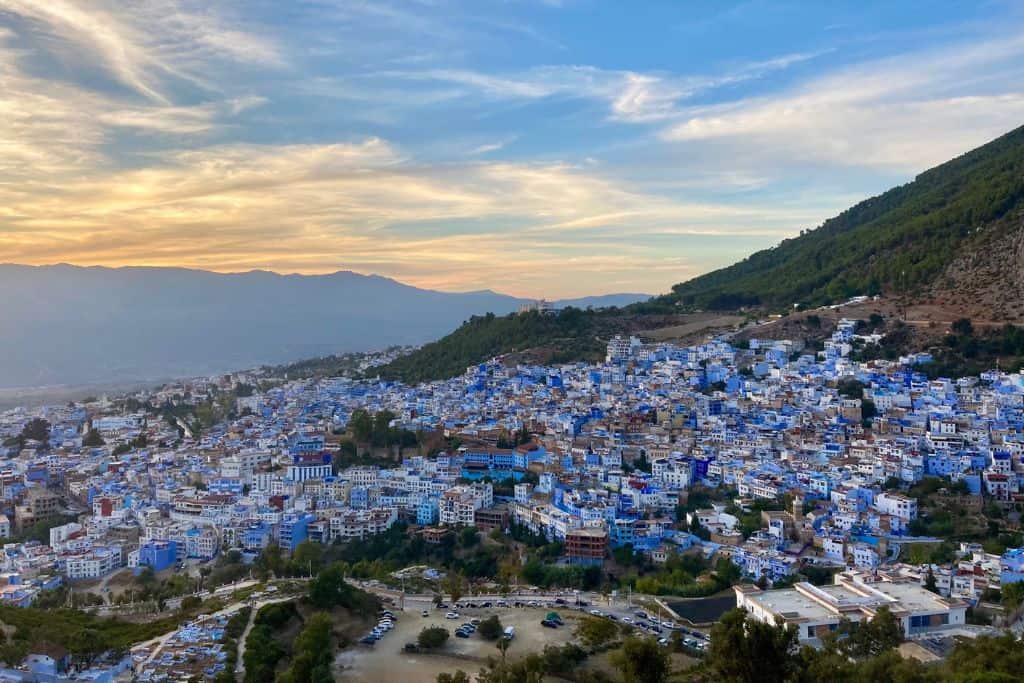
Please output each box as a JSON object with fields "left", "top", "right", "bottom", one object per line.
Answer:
{"left": 0, "top": 0, "right": 283, "bottom": 102}
{"left": 376, "top": 51, "right": 826, "bottom": 124}
{"left": 661, "top": 32, "right": 1024, "bottom": 170}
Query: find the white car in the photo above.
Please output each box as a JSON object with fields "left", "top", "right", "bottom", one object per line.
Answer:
{"left": 621, "top": 617, "right": 633, "bottom": 624}
{"left": 445, "top": 612, "right": 460, "bottom": 619}
{"left": 589, "top": 609, "right": 603, "bottom": 617}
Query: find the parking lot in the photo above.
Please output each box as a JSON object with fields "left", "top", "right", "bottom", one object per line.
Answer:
{"left": 335, "top": 604, "right": 579, "bottom": 682}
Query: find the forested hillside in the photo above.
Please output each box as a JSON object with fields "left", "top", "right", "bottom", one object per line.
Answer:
{"left": 664, "top": 123, "right": 1024, "bottom": 310}
{"left": 375, "top": 308, "right": 609, "bottom": 384}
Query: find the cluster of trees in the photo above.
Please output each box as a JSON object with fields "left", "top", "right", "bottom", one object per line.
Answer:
{"left": 521, "top": 559, "right": 602, "bottom": 591}
{"left": 0, "top": 603, "right": 182, "bottom": 668}
{"left": 82, "top": 428, "right": 105, "bottom": 447}
{"left": 242, "top": 603, "right": 295, "bottom": 683}
{"left": 308, "top": 563, "right": 380, "bottom": 612}
{"left": 495, "top": 428, "right": 532, "bottom": 449}
{"left": 903, "top": 477, "right": 1023, "bottom": 555}
{"left": 130, "top": 565, "right": 201, "bottom": 606}
{"left": 267, "top": 351, "right": 374, "bottom": 381}
{"left": 859, "top": 318, "right": 1024, "bottom": 381}
{"left": 277, "top": 613, "right": 334, "bottom": 683}
{"left": 631, "top": 556, "right": 740, "bottom": 598}
{"left": 664, "top": 124, "right": 1024, "bottom": 310}
{"left": 10, "top": 514, "right": 78, "bottom": 546}
{"left": 3, "top": 417, "right": 51, "bottom": 450}
{"left": 346, "top": 409, "right": 419, "bottom": 450}
{"left": 915, "top": 320, "right": 1024, "bottom": 379}
{"left": 438, "top": 638, "right": 665, "bottom": 683}
{"left": 687, "top": 606, "right": 1024, "bottom": 682}
{"left": 243, "top": 576, "right": 378, "bottom": 683}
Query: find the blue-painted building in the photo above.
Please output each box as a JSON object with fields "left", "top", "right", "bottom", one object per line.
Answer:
{"left": 1001, "top": 548, "right": 1024, "bottom": 585}
{"left": 278, "top": 513, "right": 316, "bottom": 551}
{"left": 137, "top": 540, "right": 177, "bottom": 572}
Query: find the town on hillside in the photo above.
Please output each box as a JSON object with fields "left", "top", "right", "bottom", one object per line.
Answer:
{"left": 2, "top": 319, "right": 1024, "bottom": 680}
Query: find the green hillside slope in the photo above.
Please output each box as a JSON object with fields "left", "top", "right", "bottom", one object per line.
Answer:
{"left": 375, "top": 308, "right": 609, "bottom": 384}
{"left": 665, "top": 123, "right": 1024, "bottom": 310}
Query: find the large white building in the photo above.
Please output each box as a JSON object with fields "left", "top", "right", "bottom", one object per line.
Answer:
{"left": 735, "top": 570, "right": 967, "bottom": 643}
{"left": 875, "top": 492, "right": 918, "bottom": 520}
{"left": 439, "top": 483, "right": 493, "bottom": 526}
{"left": 64, "top": 546, "right": 123, "bottom": 580}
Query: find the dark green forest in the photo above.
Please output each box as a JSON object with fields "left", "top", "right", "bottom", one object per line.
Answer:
{"left": 664, "top": 123, "right": 1024, "bottom": 310}
{"left": 376, "top": 308, "right": 612, "bottom": 384}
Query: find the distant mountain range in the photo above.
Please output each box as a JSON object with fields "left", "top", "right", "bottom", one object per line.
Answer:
{"left": 0, "top": 264, "right": 650, "bottom": 389}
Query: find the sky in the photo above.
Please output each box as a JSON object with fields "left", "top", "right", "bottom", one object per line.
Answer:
{"left": 1, "top": 1, "right": 1024, "bottom": 298}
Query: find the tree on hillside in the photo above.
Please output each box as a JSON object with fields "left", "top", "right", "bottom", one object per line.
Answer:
{"left": 841, "top": 606, "right": 903, "bottom": 659}
{"left": 82, "top": 429, "right": 104, "bottom": 447}
{"left": 348, "top": 409, "right": 373, "bottom": 443}
{"left": 442, "top": 572, "right": 466, "bottom": 604}
{"left": 610, "top": 636, "right": 671, "bottom": 683}
{"left": 952, "top": 318, "right": 974, "bottom": 336}
{"left": 436, "top": 673, "right": 471, "bottom": 683}
{"left": 576, "top": 616, "right": 619, "bottom": 649}
{"left": 706, "top": 609, "right": 800, "bottom": 683}
{"left": 21, "top": 418, "right": 50, "bottom": 444}
{"left": 308, "top": 563, "right": 351, "bottom": 608}
{"left": 278, "top": 613, "right": 333, "bottom": 683}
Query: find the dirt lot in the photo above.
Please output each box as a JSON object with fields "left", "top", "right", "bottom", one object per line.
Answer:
{"left": 644, "top": 313, "right": 745, "bottom": 343}
{"left": 335, "top": 606, "right": 579, "bottom": 682}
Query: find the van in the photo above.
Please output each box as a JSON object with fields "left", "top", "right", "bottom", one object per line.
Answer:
{"left": 503, "top": 626, "right": 515, "bottom": 640}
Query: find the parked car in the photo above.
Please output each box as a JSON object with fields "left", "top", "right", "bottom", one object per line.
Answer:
{"left": 421, "top": 610, "right": 429, "bottom": 617}
{"left": 540, "top": 619, "right": 558, "bottom": 628}
{"left": 455, "top": 629, "right": 470, "bottom": 638}
{"left": 445, "top": 612, "right": 460, "bottom": 619}
{"left": 403, "top": 643, "right": 419, "bottom": 652}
